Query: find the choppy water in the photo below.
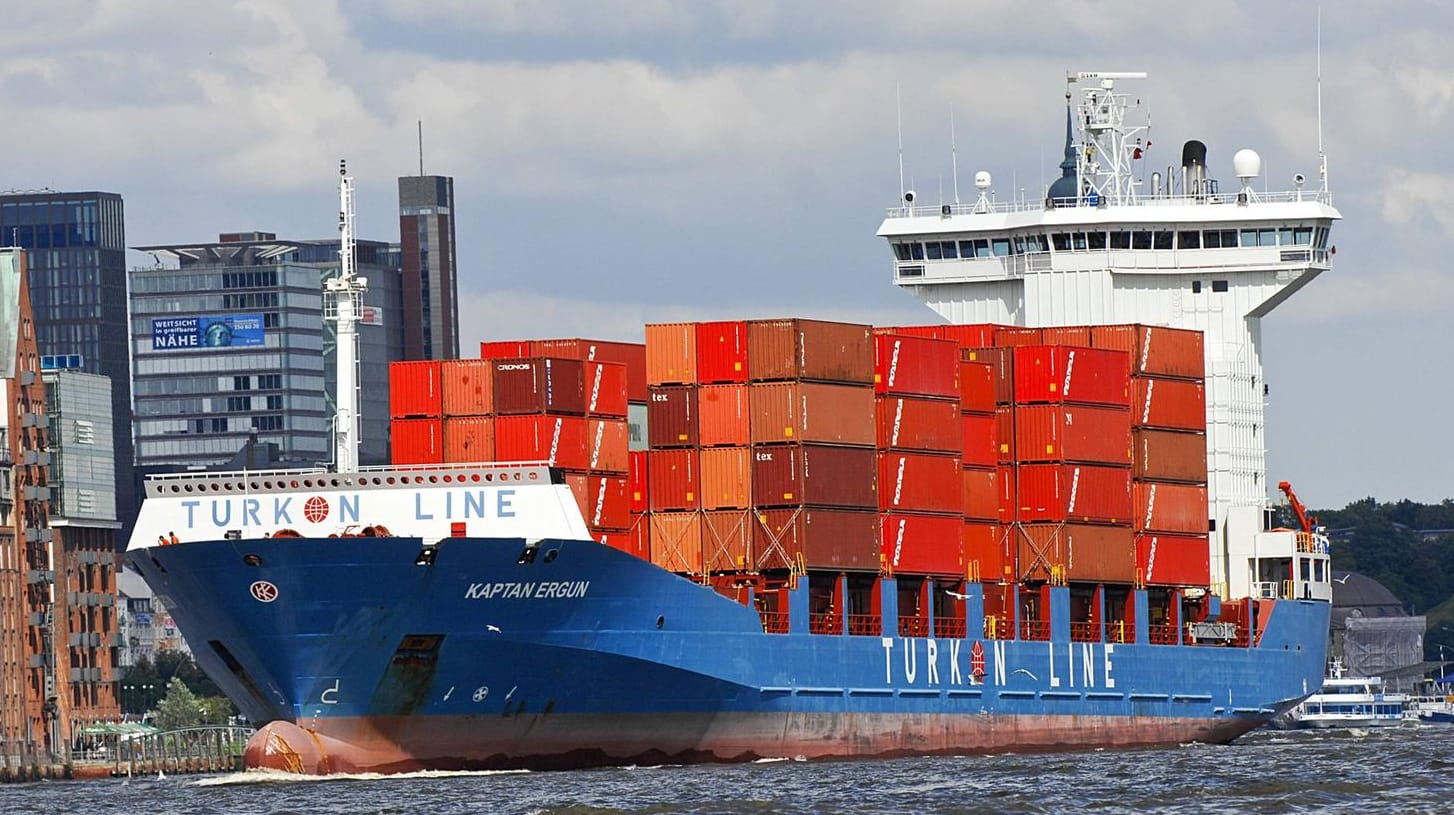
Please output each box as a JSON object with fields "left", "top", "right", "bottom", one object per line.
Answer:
{"left": 6, "top": 724, "right": 1452, "bottom": 814}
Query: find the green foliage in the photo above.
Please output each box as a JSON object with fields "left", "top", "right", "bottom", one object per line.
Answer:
{"left": 154, "top": 677, "right": 202, "bottom": 730}
{"left": 118, "top": 650, "right": 235, "bottom": 719}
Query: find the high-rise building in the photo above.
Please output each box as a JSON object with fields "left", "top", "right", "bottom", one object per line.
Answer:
{"left": 398, "top": 175, "right": 459, "bottom": 360}
{"left": 129, "top": 232, "right": 404, "bottom": 472}
{"left": 0, "top": 191, "right": 135, "bottom": 550}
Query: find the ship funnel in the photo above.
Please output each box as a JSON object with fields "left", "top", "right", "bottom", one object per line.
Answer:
{"left": 1181, "top": 140, "right": 1207, "bottom": 198}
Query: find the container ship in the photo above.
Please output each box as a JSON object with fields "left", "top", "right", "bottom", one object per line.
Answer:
{"left": 125, "top": 73, "right": 1336, "bottom": 774}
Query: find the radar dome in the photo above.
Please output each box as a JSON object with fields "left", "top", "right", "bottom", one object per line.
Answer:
{"left": 1232, "top": 148, "right": 1262, "bottom": 181}
{"left": 974, "top": 171, "right": 992, "bottom": 190}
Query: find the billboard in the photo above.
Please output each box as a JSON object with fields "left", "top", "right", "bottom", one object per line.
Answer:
{"left": 152, "top": 314, "right": 264, "bottom": 350}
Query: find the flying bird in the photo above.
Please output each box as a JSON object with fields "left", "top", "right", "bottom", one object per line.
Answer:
{"left": 485, "top": 624, "right": 502, "bottom": 632}
{"left": 1012, "top": 668, "right": 1039, "bottom": 681}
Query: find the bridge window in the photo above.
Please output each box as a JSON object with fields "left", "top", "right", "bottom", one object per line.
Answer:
{"left": 991, "top": 238, "right": 1011, "bottom": 257}
{"left": 1212, "top": 280, "right": 1229, "bottom": 292}
{"left": 1072, "top": 232, "right": 1088, "bottom": 250}
{"left": 1241, "top": 228, "right": 1277, "bottom": 247}
{"left": 1110, "top": 231, "right": 1130, "bottom": 249}
{"left": 1203, "top": 229, "right": 1238, "bottom": 248}
{"left": 1086, "top": 231, "right": 1106, "bottom": 250}
{"left": 1294, "top": 227, "right": 1313, "bottom": 245}
{"left": 1153, "top": 231, "right": 1173, "bottom": 250}
{"left": 893, "top": 243, "right": 911, "bottom": 261}
{"left": 1051, "top": 233, "right": 1071, "bottom": 251}
{"left": 1177, "top": 231, "right": 1201, "bottom": 248}
{"left": 1132, "top": 231, "right": 1152, "bottom": 250}
{"left": 1314, "top": 227, "right": 1329, "bottom": 248}
{"left": 939, "top": 241, "right": 958, "bottom": 259}
{"left": 925, "top": 241, "right": 942, "bottom": 260}
{"left": 1025, "top": 234, "right": 1048, "bottom": 253}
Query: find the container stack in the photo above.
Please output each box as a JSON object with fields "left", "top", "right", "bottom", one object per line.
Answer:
{"left": 1089, "top": 325, "right": 1210, "bottom": 587}
{"left": 389, "top": 360, "right": 444, "bottom": 464}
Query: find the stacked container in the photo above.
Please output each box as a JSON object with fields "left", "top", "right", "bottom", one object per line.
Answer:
{"left": 389, "top": 361, "right": 444, "bottom": 464}
{"left": 1090, "top": 324, "right": 1211, "bottom": 587}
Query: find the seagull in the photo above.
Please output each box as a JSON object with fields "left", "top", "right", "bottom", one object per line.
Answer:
{"left": 1012, "top": 668, "right": 1039, "bottom": 681}
{"left": 1334, "top": 575, "right": 1351, "bottom": 584}
{"left": 944, "top": 589, "right": 972, "bottom": 600}
{"left": 485, "top": 624, "right": 502, "bottom": 632}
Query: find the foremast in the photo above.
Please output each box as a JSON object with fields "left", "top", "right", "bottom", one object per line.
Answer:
{"left": 326, "top": 160, "right": 368, "bottom": 473}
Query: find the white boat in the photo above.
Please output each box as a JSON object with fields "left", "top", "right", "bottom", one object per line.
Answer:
{"left": 1289, "top": 660, "right": 1409, "bottom": 729}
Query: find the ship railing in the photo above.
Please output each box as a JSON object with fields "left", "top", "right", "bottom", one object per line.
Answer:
{"left": 984, "top": 615, "right": 1009, "bottom": 640}
{"left": 1251, "top": 581, "right": 1283, "bottom": 600}
{"left": 1148, "top": 623, "right": 1179, "bottom": 645}
{"left": 1021, "top": 620, "right": 1051, "bottom": 642}
{"left": 934, "top": 617, "right": 968, "bottom": 639}
{"left": 1070, "top": 621, "right": 1100, "bottom": 642}
{"left": 758, "top": 610, "right": 790, "bottom": 635}
{"left": 809, "top": 611, "right": 843, "bottom": 635}
{"left": 846, "top": 614, "right": 882, "bottom": 637}
{"left": 145, "top": 460, "right": 553, "bottom": 486}
{"left": 898, "top": 616, "right": 930, "bottom": 638}
{"left": 1107, "top": 621, "right": 1135, "bottom": 644}
{"left": 883, "top": 188, "right": 1333, "bottom": 219}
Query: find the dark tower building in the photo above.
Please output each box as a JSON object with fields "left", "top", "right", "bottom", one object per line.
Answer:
{"left": 0, "top": 192, "right": 135, "bottom": 548}
{"left": 397, "top": 175, "right": 459, "bottom": 360}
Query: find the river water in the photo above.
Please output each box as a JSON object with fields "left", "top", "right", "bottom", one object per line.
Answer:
{"left": 5, "top": 725, "right": 1451, "bottom": 814}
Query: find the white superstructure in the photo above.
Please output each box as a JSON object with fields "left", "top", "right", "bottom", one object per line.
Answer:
{"left": 877, "top": 72, "right": 1340, "bottom": 596}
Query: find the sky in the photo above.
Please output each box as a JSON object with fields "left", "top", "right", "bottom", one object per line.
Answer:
{"left": 3, "top": 1, "right": 1450, "bottom": 510}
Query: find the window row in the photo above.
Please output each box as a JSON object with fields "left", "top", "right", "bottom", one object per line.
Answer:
{"left": 893, "top": 225, "right": 1331, "bottom": 261}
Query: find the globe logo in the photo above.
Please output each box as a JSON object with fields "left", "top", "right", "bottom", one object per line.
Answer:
{"left": 304, "top": 495, "right": 329, "bottom": 523}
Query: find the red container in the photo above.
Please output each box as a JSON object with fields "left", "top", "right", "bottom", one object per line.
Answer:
{"left": 749, "top": 381, "right": 875, "bottom": 446}
{"left": 588, "top": 418, "right": 629, "bottom": 474}
{"left": 1133, "top": 429, "right": 1208, "bottom": 483}
{"left": 391, "top": 417, "right": 442, "bottom": 464}
{"left": 753, "top": 508, "right": 879, "bottom": 571}
{"left": 1017, "top": 523, "right": 1135, "bottom": 583}
{"left": 877, "top": 452, "right": 961, "bottom": 514}
{"left": 440, "top": 359, "right": 492, "bottom": 416}
{"left": 647, "top": 384, "right": 697, "bottom": 448}
{"left": 961, "top": 413, "right": 997, "bottom": 468}
{"left": 1092, "top": 324, "right": 1204, "bottom": 381}
{"left": 647, "top": 448, "right": 699, "bottom": 511}
{"left": 491, "top": 358, "right": 587, "bottom": 415}
{"left": 597, "top": 515, "right": 649, "bottom": 560}
{"left": 751, "top": 444, "right": 876, "bottom": 508}
{"left": 493, "top": 415, "right": 590, "bottom": 468}
{"left": 1015, "top": 463, "right": 1132, "bottom": 524}
{"left": 585, "top": 474, "right": 632, "bottom": 531}
{"left": 873, "top": 334, "right": 959, "bottom": 398}
{"left": 1040, "top": 326, "right": 1093, "bottom": 347}
{"left": 700, "top": 446, "right": 751, "bottom": 509}
{"left": 696, "top": 321, "right": 749, "bottom": 384}
{"left": 994, "top": 327, "right": 1044, "bottom": 347}
{"left": 964, "top": 522, "right": 1011, "bottom": 582}
{"left": 1133, "top": 377, "right": 1206, "bottom": 431}
{"left": 962, "top": 347, "right": 1013, "bottom": 404}
{"left": 479, "top": 340, "right": 532, "bottom": 360}
{"left": 959, "top": 361, "right": 996, "bottom": 414}
{"left": 582, "top": 361, "right": 629, "bottom": 419}
{"left": 938, "top": 324, "right": 1001, "bottom": 348}
{"left": 628, "top": 450, "right": 649, "bottom": 513}
{"left": 533, "top": 338, "right": 648, "bottom": 403}
{"left": 702, "top": 509, "right": 752, "bottom": 572}
{"left": 650, "top": 512, "right": 703, "bottom": 573}
{"left": 645, "top": 322, "right": 697, "bottom": 385}
{"left": 1012, "top": 346, "right": 1130, "bottom": 407}
{"left": 961, "top": 466, "right": 1000, "bottom": 522}
{"left": 746, "top": 318, "right": 873, "bottom": 383}
{"left": 442, "top": 416, "right": 493, "bottom": 463}
{"left": 1013, "top": 404, "right": 1131, "bottom": 465}
{"left": 875, "top": 396, "right": 960, "bottom": 454}
{"left": 698, "top": 384, "right": 750, "bottom": 447}
{"left": 997, "top": 464, "right": 1016, "bottom": 524}
{"left": 1134, "top": 481, "right": 1208, "bottom": 534}
{"left": 389, "top": 360, "right": 442, "bottom": 418}
{"left": 881, "top": 512, "right": 964, "bottom": 576}
{"left": 994, "top": 407, "right": 1014, "bottom": 464}
{"left": 1136, "top": 532, "right": 1211, "bottom": 586}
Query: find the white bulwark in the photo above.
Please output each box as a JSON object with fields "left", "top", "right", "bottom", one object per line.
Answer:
{"left": 878, "top": 72, "right": 1340, "bottom": 596}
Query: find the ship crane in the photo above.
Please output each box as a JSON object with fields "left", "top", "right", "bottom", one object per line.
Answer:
{"left": 1278, "top": 480, "right": 1317, "bottom": 534}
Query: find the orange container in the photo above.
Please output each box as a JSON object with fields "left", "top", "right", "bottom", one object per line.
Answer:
{"left": 493, "top": 414, "right": 589, "bottom": 468}
{"left": 1136, "top": 532, "right": 1211, "bottom": 586}
{"left": 881, "top": 512, "right": 964, "bottom": 576}
{"left": 1012, "top": 346, "right": 1130, "bottom": 407}
{"left": 583, "top": 360, "right": 629, "bottom": 419}
{"left": 1133, "top": 429, "right": 1208, "bottom": 483}
{"left": 962, "top": 346, "right": 1013, "bottom": 404}
{"left": 645, "top": 322, "right": 697, "bottom": 385}
{"left": 1091, "top": 324, "right": 1204, "bottom": 381}
{"left": 1133, "top": 481, "right": 1209, "bottom": 534}
{"left": 695, "top": 321, "right": 749, "bottom": 384}
{"left": 697, "top": 384, "right": 750, "bottom": 447}
{"left": 748, "top": 381, "right": 874, "bottom": 445}
{"left": 1133, "top": 376, "right": 1206, "bottom": 432}
{"left": 585, "top": 474, "right": 631, "bottom": 531}
{"left": 702, "top": 509, "right": 752, "bottom": 572}
{"left": 597, "top": 514, "right": 649, "bottom": 561}
{"left": 650, "top": 511, "right": 703, "bottom": 573}
{"left": 994, "top": 327, "right": 1044, "bottom": 347}
{"left": 746, "top": 318, "right": 873, "bottom": 383}
{"left": 875, "top": 396, "right": 960, "bottom": 454}
{"left": 391, "top": 417, "right": 442, "bottom": 464}
{"left": 1016, "top": 523, "right": 1135, "bottom": 583}
{"left": 480, "top": 340, "right": 533, "bottom": 359}
{"left": 700, "top": 446, "right": 752, "bottom": 509}
{"left": 1013, "top": 404, "right": 1132, "bottom": 465}
{"left": 1015, "top": 463, "right": 1132, "bottom": 524}
{"left": 440, "top": 359, "right": 492, "bottom": 416}
{"left": 873, "top": 333, "right": 960, "bottom": 398}
{"left": 628, "top": 450, "right": 649, "bottom": 513}
{"left": 647, "top": 448, "right": 699, "bottom": 511}
{"left": 959, "top": 360, "right": 996, "bottom": 414}
{"left": 877, "top": 452, "right": 961, "bottom": 514}
{"left": 588, "top": 418, "right": 630, "bottom": 475}
{"left": 442, "top": 416, "right": 493, "bottom": 463}
{"left": 964, "top": 521, "right": 1011, "bottom": 582}
{"left": 994, "top": 406, "right": 1014, "bottom": 464}
{"left": 1040, "top": 326, "right": 1093, "bottom": 347}
{"left": 753, "top": 508, "right": 879, "bottom": 571}
{"left": 533, "top": 338, "right": 648, "bottom": 403}
{"left": 961, "top": 466, "right": 1000, "bottom": 521}
{"left": 389, "top": 360, "right": 442, "bottom": 418}
{"left": 961, "top": 413, "right": 997, "bottom": 468}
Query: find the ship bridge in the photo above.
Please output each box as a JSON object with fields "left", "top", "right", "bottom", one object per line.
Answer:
{"left": 877, "top": 72, "right": 1341, "bottom": 596}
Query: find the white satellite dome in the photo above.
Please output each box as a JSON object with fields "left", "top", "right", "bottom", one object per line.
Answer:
{"left": 1232, "top": 148, "right": 1262, "bottom": 182}
{"left": 974, "top": 171, "right": 992, "bottom": 190}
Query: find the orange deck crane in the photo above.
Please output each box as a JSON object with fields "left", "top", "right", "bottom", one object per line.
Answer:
{"left": 1277, "top": 480, "right": 1316, "bottom": 533}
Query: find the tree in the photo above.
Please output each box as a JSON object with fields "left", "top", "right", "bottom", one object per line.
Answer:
{"left": 154, "top": 677, "right": 203, "bottom": 730}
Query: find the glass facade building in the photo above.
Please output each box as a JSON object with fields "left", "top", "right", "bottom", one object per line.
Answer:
{"left": 129, "top": 233, "right": 403, "bottom": 470}
{"left": 0, "top": 191, "right": 134, "bottom": 546}
{"left": 398, "top": 175, "right": 459, "bottom": 360}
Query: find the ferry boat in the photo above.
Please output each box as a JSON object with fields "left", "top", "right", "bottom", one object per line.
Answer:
{"left": 125, "top": 72, "right": 1336, "bottom": 774}
{"left": 1288, "top": 661, "right": 1408, "bottom": 729}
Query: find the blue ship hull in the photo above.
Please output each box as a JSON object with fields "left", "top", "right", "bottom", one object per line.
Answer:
{"left": 128, "top": 535, "right": 1329, "bottom": 773}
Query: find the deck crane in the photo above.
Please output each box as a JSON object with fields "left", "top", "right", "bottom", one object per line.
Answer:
{"left": 1277, "top": 480, "right": 1317, "bottom": 534}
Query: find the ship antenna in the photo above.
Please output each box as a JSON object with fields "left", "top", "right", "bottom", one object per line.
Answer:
{"left": 326, "top": 159, "right": 368, "bottom": 472}
{"left": 896, "top": 83, "right": 906, "bottom": 208}
{"left": 1316, "top": 9, "right": 1329, "bottom": 194}
{"left": 950, "top": 106, "right": 961, "bottom": 205}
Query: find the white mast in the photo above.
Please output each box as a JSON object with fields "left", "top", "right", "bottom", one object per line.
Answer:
{"left": 326, "top": 159, "right": 368, "bottom": 472}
